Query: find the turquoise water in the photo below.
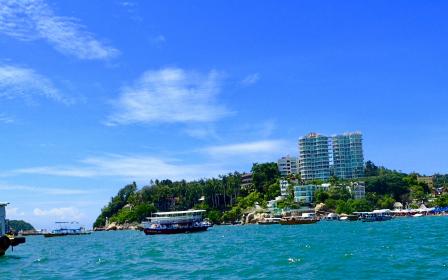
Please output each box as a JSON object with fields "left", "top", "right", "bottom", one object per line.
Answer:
{"left": 1, "top": 217, "right": 448, "bottom": 279}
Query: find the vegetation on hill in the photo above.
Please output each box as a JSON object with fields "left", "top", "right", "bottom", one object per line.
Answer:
{"left": 94, "top": 160, "right": 446, "bottom": 227}
{"left": 8, "top": 220, "right": 35, "bottom": 232}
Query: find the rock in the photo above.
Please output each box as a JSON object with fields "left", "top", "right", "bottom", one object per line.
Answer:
{"left": 106, "top": 222, "right": 117, "bottom": 231}
{"left": 245, "top": 212, "right": 255, "bottom": 224}
{"left": 315, "top": 203, "right": 327, "bottom": 212}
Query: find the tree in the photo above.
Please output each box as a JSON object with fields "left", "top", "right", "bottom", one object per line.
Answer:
{"left": 336, "top": 200, "right": 352, "bottom": 214}
{"left": 350, "top": 199, "right": 373, "bottom": 212}
{"left": 251, "top": 162, "right": 280, "bottom": 193}
{"left": 410, "top": 185, "right": 426, "bottom": 202}
{"left": 7, "top": 220, "right": 35, "bottom": 232}
{"left": 377, "top": 195, "right": 395, "bottom": 209}
{"left": 365, "top": 161, "right": 379, "bottom": 177}
{"left": 328, "top": 186, "right": 351, "bottom": 201}
{"left": 314, "top": 190, "right": 330, "bottom": 203}
{"left": 434, "top": 194, "right": 448, "bottom": 207}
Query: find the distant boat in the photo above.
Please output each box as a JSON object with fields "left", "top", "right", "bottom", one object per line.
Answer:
{"left": 354, "top": 210, "right": 393, "bottom": 222}
{"left": 258, "top": 218, "right": 281, "bottom": 225}
{"left": 142, "top": 210, "right": 211, "bottom": 235}
{"left": 279, "top": 213, "right": 319, "bottom": 225}
{"left": 44, "top": 222, "right": 91, "bottom": 238}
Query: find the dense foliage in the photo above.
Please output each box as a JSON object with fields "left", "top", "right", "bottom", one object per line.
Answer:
{"left": 8, "top": 220, "right": 35, "bottom": 231}
{"left": 94, "top": 160, "right": 446, "bottom": 227}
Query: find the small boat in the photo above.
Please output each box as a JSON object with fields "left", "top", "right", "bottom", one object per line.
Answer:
{"left": 339, "top": 214, "right": 358, "bottom": 221}
{"left": 258, "top": 218, "right": 281, "bottom": 225}
{"left": 44, "top": 222, "right": 91, "bottom": 238}
{"left": 279, "top": 213, "right": 319, "bottom": 225}
{"left": 323, "top": 213, "right": 339, "bottom": 221}
{"left": 355, "top": 210, "right": 393, "bottom": 222}
{"left": 142, "top": 210, "right": 211, "bottom": 235}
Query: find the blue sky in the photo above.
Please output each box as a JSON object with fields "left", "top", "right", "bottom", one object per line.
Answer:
{"left": 1, "top": 0, "right": 447, "bottom": 229}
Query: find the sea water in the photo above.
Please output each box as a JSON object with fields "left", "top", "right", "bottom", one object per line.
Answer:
{"left": 1, "top": 216, "right": 447, "bottom": 279}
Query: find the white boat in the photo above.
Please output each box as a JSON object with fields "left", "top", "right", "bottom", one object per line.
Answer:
{"left": 354, "top": 209, "right": 393, "bottom": 222}
{"left": 142, "top": 210, "right": 211, "bottom": 235}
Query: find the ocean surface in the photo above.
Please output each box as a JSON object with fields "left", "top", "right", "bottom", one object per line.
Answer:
{"left": 1, "top": 216, "right": 447, "bottom": 279}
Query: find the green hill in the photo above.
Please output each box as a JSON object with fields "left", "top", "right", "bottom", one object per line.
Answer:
{"left": 8, "top": 220, "right": 35, "bottom": 231}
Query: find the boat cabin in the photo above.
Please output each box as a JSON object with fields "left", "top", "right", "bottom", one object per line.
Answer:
{"left": 354, "top": 209, "right": 392, "bottom": 222}
{"left": 147, "top": 210, "right": 206, "bottom": 224}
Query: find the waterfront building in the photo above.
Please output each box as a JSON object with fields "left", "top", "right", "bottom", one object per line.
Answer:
{"left": 332, "top": 132, "right": 365, "bottom": 179}
{"left": 277, "top": 156, "right": 298, "bottom": 177}
{"left": 241, "top": 173, "right": 254, "bottom": 191}
{"left": 298, "top": 133, "right": 330, "bottom": 181}
{"left": 293, "top": 184, "right": 330, "bottom": 204}
{"left": 346, "top": 182, "right": 366, "bottom": 199}
{"left": 280, "top": 180, "right": 289, "bottom": 196}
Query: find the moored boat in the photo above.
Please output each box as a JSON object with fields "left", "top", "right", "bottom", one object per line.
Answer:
{"left": 44, "top": 222, "right": 91, "bottom": 238}
{"left": 258, "top": 218, "right": 281, "bottom": 225}
{"left": 355, "top": 209, "right": 393, "bottom": 222}
{"left": 142, "top": 210, "right": 211, "bottom": 235}
{"left": 279, "top": 213, "right": 319, "bottom": 225}
{"left": 279, "top": 217, "right": 319, "bottom": 225}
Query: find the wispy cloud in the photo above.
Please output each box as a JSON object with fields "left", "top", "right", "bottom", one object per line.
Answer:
{"left": 0, "top": 183, "right": 91, "bottom": 195}
{"left": 201, "top": 140, "right": 289, "bottom": 157}
{"left": 13, "top": 154, "right": 229, "bottom": 181}
{"left": 241, "top": 73, "right": 260, "bottom": 86}
{"left": 0, "top": 65, "right": 71, "bottom": 104}
{"left": 183, "top": 126, "right": 220, "bottom": 140}
{"left": 107, "top": 68, "right": 231, "bottom": 125}
{"left": 7, "top": 207, "right": 25, "bottom": 219}
{"left": 33, "top": 207, "right": 84, "bottom": 220}
{"left": 118, "top": 1, "right": 142, "bottom": 22}
{"left": 0, "top": 0, "right": 118, "bottom": 60}
{"left": 150, "top": 35, "right": 166, "bottom": 47}
{"left": 0, "top": 113, "right": 14, "bottom": 124}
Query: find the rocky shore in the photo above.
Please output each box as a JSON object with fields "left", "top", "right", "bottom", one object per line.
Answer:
{"left": 94, "top": 222, "right": 143, "bottom": 231}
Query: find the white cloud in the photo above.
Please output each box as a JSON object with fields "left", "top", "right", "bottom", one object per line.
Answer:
{"left": 6, "top": 207, "right": 25, "bottom": 219}
{"left": 150, "top": 35, "right": 166, "bottom": 46}
{"left": 0, "top": 0, "right": 118, "bottom": 60}
{"left": 241, "top": 73, "right": 260, "bottom": 85}
{"left": 0, "top": 113, "right": 14, "bottom": 124}
{"left": 0, "top": 183, "right": 91, "bottom": 195}
{"left": 183, "top": 126, "right": 220, "bottom": 140}
{"left": 13, "top": 154, "right": 229, "bottom": 181}
{"left": 106, "top": 68, "right": 231, "bottom": 125}
{"left": 33, "top": 207, "right": 83, "bottom": 220}
{"left": 202, "top": 140, "right": 288, "bottom": 157}
{"left": 0, "top": 65, "right": 70, "bottom": 104}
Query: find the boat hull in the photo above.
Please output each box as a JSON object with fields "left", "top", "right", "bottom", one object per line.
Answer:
{"left": 361, "top": 216, "right": 392, "bottom": 222}
{"left": 279, "top": 219, "right": 319, "bottom": 225}
{"left": 0, "top": 235, "right": 11, "bottom": 256}
{"left": 44, "top": 232, "right": 91, "bottom": 238}
{"left": 143, "top": 226, "right": 209, "bottom": 235}
{"left": 0, "top": 235, "right": 25, "bottom": 256}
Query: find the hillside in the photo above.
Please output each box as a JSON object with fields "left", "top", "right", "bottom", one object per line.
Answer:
{"left": 94, "top": 161, "right": 448, "bottom": 227}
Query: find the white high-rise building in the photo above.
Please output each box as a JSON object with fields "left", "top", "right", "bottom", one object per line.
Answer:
{"left": 277, "top": 156, "right": 298, "bottom": 177}
{"left": 332, "top": 132, "right": 365, "bottom": 179}
{"left": 298, "top": 132, "right": 365, "bottom": 181}
{"left": 298, "top": 133, "right": 330, "bottom": 181}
